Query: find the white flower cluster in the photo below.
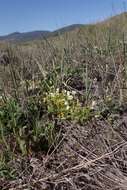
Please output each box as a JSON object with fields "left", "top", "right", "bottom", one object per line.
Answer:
{"left": 49, "top": 88, "right": 76, "bottom": 100}
{"left": 64, "top": 89, "right": 76, "bottom": 99}
{"left": 45, "top": 88, "right": 77, "bottom": 115}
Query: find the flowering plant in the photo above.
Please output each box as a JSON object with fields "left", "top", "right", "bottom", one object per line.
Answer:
{"left": 43, "top": 88, "right": 92, "bottom": 122}
{"left": 44, "top": 88, "right": 77, "bottom": 119}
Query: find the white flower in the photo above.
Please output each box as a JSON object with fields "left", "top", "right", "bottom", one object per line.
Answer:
{"left": 66, "top": 105, "right": 70, "bottom": 110}
{"left": 50, "top": 92, "right": 55, "bottom": 97}
{"left": 63, "top": 89, "right": 67, "bottom": 93}
{"left": 71, "top": 90, "right": 76, "bottom": 95}
{"left": 95, "top": 114, "right": 100, "bottom": 118}
{"left": 106, "top": 96, "right": 112, "bottom": 101}
{"left": 64, "top": 101, "right": 68, "bottom": 105}
{"left": 67, "top": 91, "right": 74, "bottom": 100}
{"left": 68, "top": 95, "right": 73, "bottom": 100}
{"left": 67, "top": 91, "right": 71, "bottom": 96}
{"left": 28, "top": 85, "right": 34, "bottom": 90}
{"left": 56, "top": 88, "right": 59, "bottom": 93}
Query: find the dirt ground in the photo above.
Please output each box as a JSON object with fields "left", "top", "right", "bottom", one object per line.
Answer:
{"left": 1, "top": 113, "right": 127, "bottom": 190}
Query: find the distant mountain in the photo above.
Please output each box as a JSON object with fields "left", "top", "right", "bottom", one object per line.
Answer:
{"left": 0, "top": 24, "right": 83, "bottom": 42}
{"left": 0, "top": 31, "right": 51, "bottom": 42}
{"left": 2, "top": 11, "right": 127, "bottom": 43}
{"left": 52, "top": 24, "right": 84, "bottom": 36}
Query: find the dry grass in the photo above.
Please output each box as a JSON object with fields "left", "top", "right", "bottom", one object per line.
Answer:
{"left": 1, "top": 13, "right": 127, "bottom": 189}
{"left": 1, "top": 118, "right": 127, "bottom": 190}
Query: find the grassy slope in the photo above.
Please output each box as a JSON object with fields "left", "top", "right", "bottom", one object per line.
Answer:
{"left": 1, "top": 12, "right": 127, "bottom": 190}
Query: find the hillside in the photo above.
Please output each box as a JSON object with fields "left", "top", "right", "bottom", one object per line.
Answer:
{"left": 0, "top": 24, "right": 83, "bottom": 42}
{"left": 1, "top": 12, "right": 127, "bottom": 43}
{"left": 1, "top": 12, "right": 127, "bottom": 190}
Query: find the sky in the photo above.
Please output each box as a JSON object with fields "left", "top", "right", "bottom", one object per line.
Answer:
{"left": 0, "top": 0, "right": 126, "bottom": 35}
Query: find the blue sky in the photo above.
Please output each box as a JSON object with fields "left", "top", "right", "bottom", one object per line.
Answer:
{"left": 0, "top": 0, "right": 126, "bottom": 35}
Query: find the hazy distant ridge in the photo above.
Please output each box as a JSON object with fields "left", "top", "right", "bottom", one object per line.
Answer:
{"left": 0, "top": 24, "right": 83, "bottom": 42}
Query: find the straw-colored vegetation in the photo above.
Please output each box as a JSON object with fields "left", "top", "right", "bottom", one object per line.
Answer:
{"left": 1, "top": 12, "right": 127, "bottom": 190}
